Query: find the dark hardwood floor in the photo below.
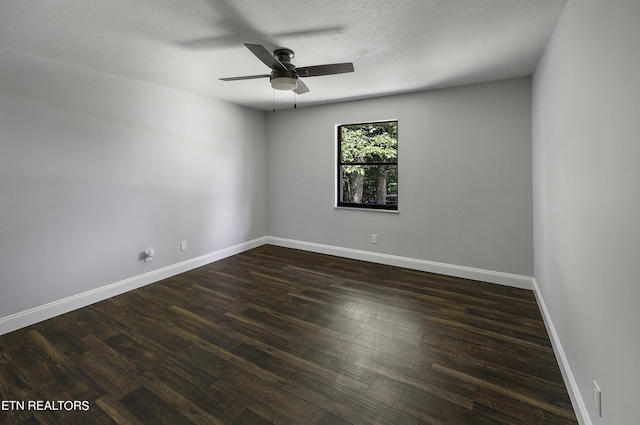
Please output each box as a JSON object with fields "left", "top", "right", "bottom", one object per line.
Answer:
{"left": 0, "top": 245, "right": 577, "bottom": 424}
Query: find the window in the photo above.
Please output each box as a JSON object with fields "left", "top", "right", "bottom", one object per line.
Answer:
{"left": 337, "top": 120, "right": 398, "bottom": 210}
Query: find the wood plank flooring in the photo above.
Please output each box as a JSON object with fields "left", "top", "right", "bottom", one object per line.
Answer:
{"left": 0, "top": 245, "right": 577, "bottom": 424}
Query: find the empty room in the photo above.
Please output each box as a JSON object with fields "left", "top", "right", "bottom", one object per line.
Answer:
{"left": 0, "top": 0, "right": 638, "bottom": 424}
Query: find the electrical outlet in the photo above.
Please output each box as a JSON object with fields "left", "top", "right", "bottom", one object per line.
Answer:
{"left": 180, "top": 241, "right": 188, "bottom": 251}
{"left": 144, "top": 249, "right": 154, "bottom": 262}
{"left": 593, "top": 380, "right": 602, "bottom": 417}
{"left": 371, "top": 234, "right": 378, "bottom": 244}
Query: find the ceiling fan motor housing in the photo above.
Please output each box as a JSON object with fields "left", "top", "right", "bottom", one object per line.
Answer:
{"left": 270, "top": 48, "right": 298, "bottom": 90}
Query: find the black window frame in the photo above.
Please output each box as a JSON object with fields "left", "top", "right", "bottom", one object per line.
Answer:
{"left": 336, "top": 120, "right": 398, "bottom": 211}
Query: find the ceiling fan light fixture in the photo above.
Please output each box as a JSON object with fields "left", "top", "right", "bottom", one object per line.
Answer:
{"left": 271, "top": 76, "right": 298, "bottom": 91}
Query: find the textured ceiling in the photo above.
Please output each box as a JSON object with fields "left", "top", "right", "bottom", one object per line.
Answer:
{"left": 0, "top": 0, "right": 567, "bottom": 111}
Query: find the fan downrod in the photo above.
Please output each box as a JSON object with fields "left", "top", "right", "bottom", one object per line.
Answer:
{"left": 274, "top": 48, "right": 295, "bottom": 62}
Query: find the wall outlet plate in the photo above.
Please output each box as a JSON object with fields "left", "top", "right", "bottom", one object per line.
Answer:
{"left": 593, "top": 380, "right": 602, "bottom": 417}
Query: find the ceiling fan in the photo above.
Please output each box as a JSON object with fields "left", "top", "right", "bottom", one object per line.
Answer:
{"left": 220, "top": 43, "right": 354, "bottom": 94}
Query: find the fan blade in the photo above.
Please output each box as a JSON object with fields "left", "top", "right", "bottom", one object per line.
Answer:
{"left": 296, "top": 63, "right": 354, "bottom": 78}
{"left": 294, "top": 79, "right": 310, "bottom": 95}
{"left": 219, "top": 74, "right": 270, "bottom": 81}
{"left": 244, "top": 43, "right": 286, "bottom": 71}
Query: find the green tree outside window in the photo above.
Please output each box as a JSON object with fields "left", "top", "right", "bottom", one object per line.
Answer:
{"left": 337, "top": 121, "right": 398, "bottom": 210}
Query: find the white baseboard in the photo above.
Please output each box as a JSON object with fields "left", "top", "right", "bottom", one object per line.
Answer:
{"left": 0, "top": 236, "right": 533, "bottom": 337}
{"left": 266, "top": 236, "right": 533, "bottom": 290}
{"left": 0, "top": 236, "right": 267, "bottom": 336}
{"left": 532, "top": 278, "right": 591, "bottom": 425}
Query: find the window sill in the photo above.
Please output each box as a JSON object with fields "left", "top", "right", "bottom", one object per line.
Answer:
{"left": 334, "top": 206, "right": 399, "bottom": 214}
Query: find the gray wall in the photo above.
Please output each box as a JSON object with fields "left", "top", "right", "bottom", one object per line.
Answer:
{"left": 267, "top": 78, "right": 533, "bottom": 276}
{"left": 532, "top": 0, "right": 640, "bottom": 423}
{"left": 0, "top": 47, "right": 267, "bottom": 318}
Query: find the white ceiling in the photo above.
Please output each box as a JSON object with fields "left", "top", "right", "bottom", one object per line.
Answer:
{"left": 0, "top": 0, "right": 567, "bottom": 111}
